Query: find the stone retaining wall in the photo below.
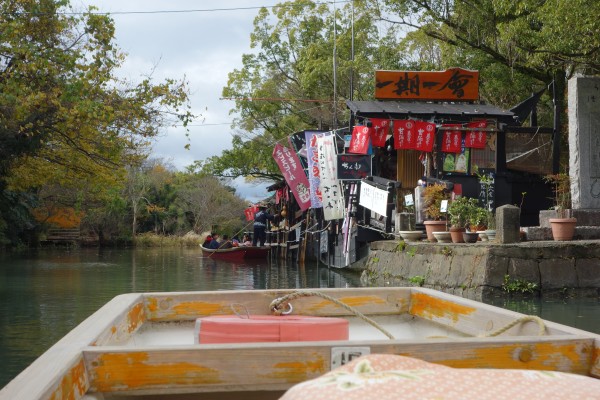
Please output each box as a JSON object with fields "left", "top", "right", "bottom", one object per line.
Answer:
{"left": 357, "top": 240, "right": 600, "bottom": 299}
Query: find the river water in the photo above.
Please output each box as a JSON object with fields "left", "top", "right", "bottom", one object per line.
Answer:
{"left": 0, "top": 247, "right": 598, "bottom": 388}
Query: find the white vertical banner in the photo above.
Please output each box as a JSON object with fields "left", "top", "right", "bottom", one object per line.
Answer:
{"left": 317, "top": 132, "right": 345, "bottom": 221}
{"left": 359, "top": 181, "right": 389, "bottom": 216}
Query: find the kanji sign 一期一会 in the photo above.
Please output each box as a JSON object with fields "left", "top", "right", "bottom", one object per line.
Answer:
{"left": 375, "top": 68, "right": 479, "bottom": 101}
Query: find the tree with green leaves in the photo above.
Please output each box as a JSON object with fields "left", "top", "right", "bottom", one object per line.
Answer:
{"left": 206, "top": 0, "right": 408, "bottom": 182}
{"left": 210, "top": 0, "right": 599, "bottom": 187}
{"left": 0, "top": 0, "right": 195, "bottom": 245}
{"left": 374, "top": 0, "right": 600, "bottom": 122}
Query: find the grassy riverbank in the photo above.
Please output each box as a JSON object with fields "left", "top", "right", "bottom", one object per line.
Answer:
{"left": 134, "top": 232, "right": 203, "bottom": 248}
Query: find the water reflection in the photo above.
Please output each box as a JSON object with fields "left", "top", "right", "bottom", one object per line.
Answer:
{"left": 195, "top": 255, "right": 361, "bottom": 291}
{"left": 0, "top": 247, "right": 362, "bottom": 387}
{"left": 484, "top": 295, "right": 600, "bottom": 334}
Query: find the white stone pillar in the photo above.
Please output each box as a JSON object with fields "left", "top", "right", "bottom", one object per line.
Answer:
{"left": 568, "top": 76, "right": 600, "bottom": 209}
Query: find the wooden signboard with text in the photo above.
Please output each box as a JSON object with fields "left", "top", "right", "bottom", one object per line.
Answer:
{"left": 337, "top": 154, "right": 372, "bottom": 180}
{"left": 375, "top": 68, "right": 479, "bottom": 101}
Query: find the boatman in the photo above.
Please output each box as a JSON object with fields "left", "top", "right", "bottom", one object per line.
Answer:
{"left": 252, "top": 204, "right": 275, "bottom": 246}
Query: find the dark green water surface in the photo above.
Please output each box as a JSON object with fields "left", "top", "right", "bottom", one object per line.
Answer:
{"left": 0, "top": 247, "right": 598, "bottom": 388}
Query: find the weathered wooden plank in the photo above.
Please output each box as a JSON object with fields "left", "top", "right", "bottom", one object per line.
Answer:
{"left": 142, "top": 288, "right": 413, "bottom": 321}
{"left": 92, "top": 298, "right": 147, "bottom": 346}
{"left": 407, "top": 288, "right": 586, "bottom": 337}
{"left": 83, "top": 336, "right": 596, "bottom": 396}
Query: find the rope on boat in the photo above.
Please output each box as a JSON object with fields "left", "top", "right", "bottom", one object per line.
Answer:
{"left": 269, "top": 290, "right": 396, "bottom": 340}
{"left": 269, "top": 291, "right": 547, "bottom": 340}
{"left": 231, "top": 303, "right": 251, "bottom": 319}
{"left": 479, "top": 315, "right": 546, "bottom": 337}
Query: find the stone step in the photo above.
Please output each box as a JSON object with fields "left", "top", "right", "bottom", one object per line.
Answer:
{"left": 523, "top": 226, "right": 600, "bottom": 241}
{"left": 540, "top": 209, "right": 600, "bottom": 227}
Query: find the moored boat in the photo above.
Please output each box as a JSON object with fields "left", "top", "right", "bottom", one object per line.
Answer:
{"left": 201, "top": 245, "right": 270, "bottom": 261}
{"left": 1, "top": 287, "right": 599, "bottom": 400}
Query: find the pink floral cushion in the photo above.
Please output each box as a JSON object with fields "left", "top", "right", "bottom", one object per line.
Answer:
{"left": 280, "top": 354, "right": 600, "bottom": 400}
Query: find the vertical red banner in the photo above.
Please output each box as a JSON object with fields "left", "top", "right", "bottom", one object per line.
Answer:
{"left": 414, "top": 121, "right": 436, "bottom": 152}
{"left": 441, "top": 124, "right": 463, "bottom": 153}
{"left": 370, "top": 118, "right": 390, "bottom": 147}
{"left": 349, "top": 125, "right": 371, "bottom": 154}
{"left": 272, "top": 143, "right": 312, "bottom": 211}
{"left": 393, "top": 120, "right": 417, "bottom": 149}
{"left": 465, "top": 120, "right": 488, "bottom": 148}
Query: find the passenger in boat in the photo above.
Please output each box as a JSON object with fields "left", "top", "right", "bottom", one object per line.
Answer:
{"left": 203, "top": 234, "right": 213, "bottom": 248}
{"left": 231, "top": 236, "right": 240, "bottom": 247}
{"left": 241, "top": 234, "right": 252, "bottom": 246}
{"left": 220, "top": 235, "right": 233, "bottom": 249}
{"left": 253, "top": 204, "right": 275, "bottom": 246}
{"left": 207, "top": 233, "right": 221, "bottom": 249}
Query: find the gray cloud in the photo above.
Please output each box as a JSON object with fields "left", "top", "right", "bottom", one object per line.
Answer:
{"left": 75, "top": 0, "right": 279, "bottom": 200}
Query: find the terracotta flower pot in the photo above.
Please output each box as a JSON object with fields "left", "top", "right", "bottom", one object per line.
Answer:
{"left": 549, "top": 218, "right": 577, "bottom": 241}
{"left": 449, "top": 226, "right": 465, "bottom": 243}
{"left": 424, "top": 220, "right": 447, "bottom": 242}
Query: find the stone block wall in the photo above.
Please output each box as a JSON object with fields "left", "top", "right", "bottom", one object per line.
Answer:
{"left": 360, "top": 240, "right": 600, "bottom": 299}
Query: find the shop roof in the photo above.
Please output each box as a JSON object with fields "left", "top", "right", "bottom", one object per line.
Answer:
{"left": 346, "top": 100, "right": 516, "bottom": 125}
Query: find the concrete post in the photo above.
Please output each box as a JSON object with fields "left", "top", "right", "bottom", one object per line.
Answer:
{"left": 496, "top": 205, "right": 520, "bottom": 243}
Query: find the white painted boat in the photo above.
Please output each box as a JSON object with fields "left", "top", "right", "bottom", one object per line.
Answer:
{"left": 1, "top": 287, "right": 599, "bottom": 400}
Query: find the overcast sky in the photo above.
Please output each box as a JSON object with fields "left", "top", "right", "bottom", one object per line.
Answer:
{"left": 75, "top": 0, "right": 281, "bottom": 202}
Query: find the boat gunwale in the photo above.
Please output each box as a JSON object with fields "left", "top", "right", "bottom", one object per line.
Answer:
{"left": 200, "top": 246, "right": 270, "bottom": 261}
{"left": 2, "top": 287, "right": 599, "bottom": 399}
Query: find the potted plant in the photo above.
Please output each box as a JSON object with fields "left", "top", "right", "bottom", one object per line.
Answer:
{"left": 422, "top": 183, "right": 449, "bottom": 242}
{"left": 544, "top": 173, "right": 577, "bottom": 241}
{"left": 464, "top": 204, "right": 487, "bottom": 243}
{"left": 447, "top": 196, "right": 471, "bottom": 243}
{"left": 468, "top": 206, "right": 488, "bottom": 232}
{"left": 484, "top": 208, "right": 496, "bottom": 241}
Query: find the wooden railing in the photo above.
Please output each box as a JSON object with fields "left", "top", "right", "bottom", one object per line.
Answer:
{"left": 45, "top": 228, "right": 81, "bottom": 242}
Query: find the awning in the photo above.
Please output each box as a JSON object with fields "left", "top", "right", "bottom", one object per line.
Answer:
{"left": 346, "top": 100, "right": 516, "bottom": 125}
